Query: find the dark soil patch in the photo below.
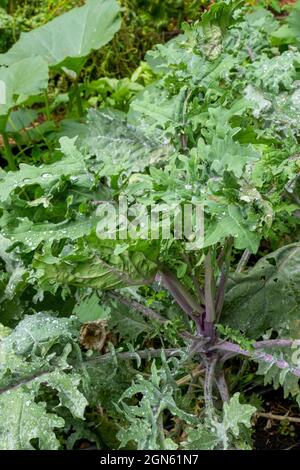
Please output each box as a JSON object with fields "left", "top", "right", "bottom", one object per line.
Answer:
{"left": 254, "top": 390, "right": 300, "bottom": 450}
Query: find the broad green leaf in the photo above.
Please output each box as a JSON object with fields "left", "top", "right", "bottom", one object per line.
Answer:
{"left": 0, "top": 313, "right": 88, "bottom": 449}
{"left": 270, "top": 24, "right": 297, "bottom": 46}
{"left": 222, "top": 243, "right": 300, "bottom": 338}
{"left": 1, "top": 312, "right": 79, "bottom": 356}
{"left": 1, "top": 214, "right": 99, "bottom": 252}
{"left": 0, "top": 0, "right": 121, "bottom": 75}
{"left": 0, "top": 57, "right": 48, "bottom": 128}
{"left": 6, "top": 109, "right": 38, "bottom": 133}
{"left": 289, "top": 1, "right": 300, "bottom": 45}
{"left": 81, "top": 109, "right": 173, "bottom": 177}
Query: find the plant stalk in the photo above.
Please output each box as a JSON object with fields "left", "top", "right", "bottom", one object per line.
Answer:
{"left": 236, "top": 249, "right": 251, "bottom": 273}
{"left": 204, "top": 250, "right": 215, "bottom": 323}
{"left": 0, "top": 348, "right": 184, "bottom": 395}
{"left": 73, "top": 79, "right": 84, "bottom": 117}
{"left": 44, "top": 92, "right": 51, "bottom": 121}
{"left": 216, "top": 239, "right": 233, "bottom": 321}
{"left": 204, "top": 250, "right": 216, "bottom": 339}
{"left": 106, "top": 291, "right": 166, "bottom": 323}
{"left": 157, "top": 411, "right": 166, "bottom": 450}
{"left": 1, "top": 131, "right": 16, "bottom": 171}
{"left": 159, "top": 269, "right": 204, "bottom": 323}
{"left": 213, "top": 341, "right": 300, "bottom": 378}
{"left": 204, "top": 356, "right": 217, "bottom": 415}
{"left": 215, "top": 370, "right": 229, "bottom": 403}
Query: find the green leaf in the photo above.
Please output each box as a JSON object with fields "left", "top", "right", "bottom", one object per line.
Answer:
{"left": 0, "top": 57, "right": 48, "bottom": 126}
{"left": 108, "top": 301, "right": 152, "bottom": 341}
{"left": 205, "top": 136, "right": 260, "bottom": 178}
{"left": 0, "top": 313, "right": 88, "bottom": 450}
{"left": 81, "top": 109, "right": 173, "bottom": 177}
{"left": 183, "top": 427, "right": 218, "bottom": 450}
{"left": 289, "top": 1, "right": 300, "bottom": 45}
{"left": 223, "top": 243, "right": 300, "bottom": 338}
{"left": 256, "top": 352, "right": 300, "bottom": 402}
{"left": 6, "top": 109, "right": 38, "bottom": 133}
{"left": 0, "top": 323, "right": 11, "bottom": 339}
{"left": 129, "top": 87, "right": 186, "bottom": 130}
{"left": 73, "top": 292, "right": 110, "bottom": 323}
{"left": 222, "top": 393, "right": 256, "bottom": 437}
{"left": 1, "top": 312, "right": 79, "bottom": 356}
{"left": 0, "top": 0, "right": 121, "bottom": 75}
{"left": 182, "top": 393, "right": 255, "bottom": 450}
{"left": 248, "top": 51, "right": 300, "bottom": 94}
{"left": 1, "top": 214, "right": 98, "bottom": 252}
{"left": 117, "top": 359, "right": 195, "bottom": 449}
{"left": 204, "top": 205, "right": 260, "bottom": 253}
{"left": 270, "top": 24, "right": 297, "bottom": 47}
{"left": 201, "top": 0, "right": 244, "bottom": 34}
{"left": 41, "top": 370, "right": 88, "bottom": 420}
{"left": 0, "top": 136, "right": 85, "bottom": 203}
{"left": 85, "top": 356, "right": 135, "bottom": 417}
{"left": 0, "top": 388, "right": 64, "bottom": 450}
{"left": 33, "top": 241, "right": 159, "bottom": 292}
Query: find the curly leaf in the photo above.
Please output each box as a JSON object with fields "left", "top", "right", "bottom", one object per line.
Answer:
{"left": 204, "top": 205, "right": 260, "bottom": 253}
{"left": 222, "top": 393, "right": 256, "bottom": 437}
{"left": 0, "top": 388, "right": 64, "bottom": 450}
{"left": 33, "top": 241, "right": 159, "bottom": 292}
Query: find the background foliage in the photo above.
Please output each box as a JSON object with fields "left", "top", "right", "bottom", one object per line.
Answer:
{"left": 0, "top": 0, "right": 300, "bottom": 452}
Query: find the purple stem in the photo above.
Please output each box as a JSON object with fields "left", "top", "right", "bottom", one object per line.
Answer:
{"left": 215, "top": 370, "right": 229, "bottom": 403}
{"left": 213, "top": 341, "right": 300, "bottom": 378}
{"left": 216, "top": 239, "right": 233, "bottom": 321}
{"left": 159, "top": 270, "right": 204, "bottom": 328}
{"left": 182, "top": 253, "right": 205, "bottom": 304}
{"left": 107, "top": 291, "right": 166, "bottom": 323}
{"left": 204, "top": 251, "right": 215, "bottom": 323}
{"left": 235, "top": 249, "right": 251, "bottom": 273}
{"left": 253, "top": 339, "right": 300, "bottom": 349}
{"left": 215, "top": 265, "right": 228, "bottom": 321}
{"left": 204, "top": 356, "right": 218, "bottom": 412}
{"left": 204, "top": 251, "right": 216, "bottom": 339}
